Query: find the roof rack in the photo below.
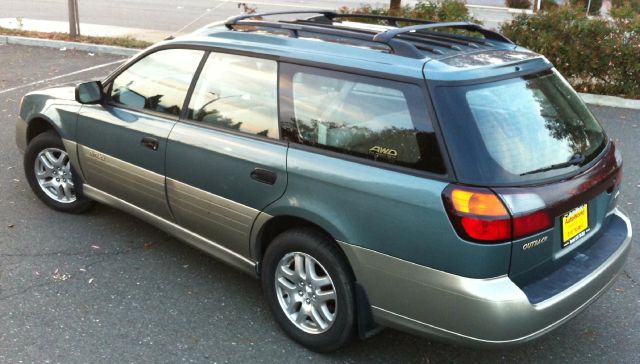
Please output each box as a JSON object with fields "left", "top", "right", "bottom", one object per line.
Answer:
{"left": 222, "top": 10, "right": 515, "bottom": 58}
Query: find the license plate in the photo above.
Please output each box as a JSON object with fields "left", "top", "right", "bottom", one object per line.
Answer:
{"left": 562, "top": 204, "right": 589, "bottom": 247}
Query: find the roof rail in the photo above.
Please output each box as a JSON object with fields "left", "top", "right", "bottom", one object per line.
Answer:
{"left": 224, "top": 10, "right": 335, "bottom": 29}
{"left": 372, "top": 22, "right": 513, "bottom": 44}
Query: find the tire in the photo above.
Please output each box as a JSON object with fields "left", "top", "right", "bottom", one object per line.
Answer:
{"left": 262, "top": 228, "right": 356, "bottom": 352}
{"left": 24, "top": 131, "right": 94, "bottom": 213}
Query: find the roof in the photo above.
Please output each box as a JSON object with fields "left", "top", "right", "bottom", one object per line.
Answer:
{"left": 165, "top": 11, "right": 549, "bottom": 82}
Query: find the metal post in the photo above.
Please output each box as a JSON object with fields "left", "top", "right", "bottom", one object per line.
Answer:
{"left": 74, "top": 0, "right": 81, "bottom": 37}
{"left": 68, "top": 0, "right": 80, "bottom": 39}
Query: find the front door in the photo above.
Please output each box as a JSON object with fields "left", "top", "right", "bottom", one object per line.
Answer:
{"left": 166, "top": 52, "right": 287, "bottom": 257}
{"left": 76, "top": 48, "right": 205, "bottom": 219}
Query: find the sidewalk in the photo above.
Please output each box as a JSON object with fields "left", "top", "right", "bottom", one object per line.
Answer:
{"left": 0, "top": 18, "right": 170, "bottom": 43}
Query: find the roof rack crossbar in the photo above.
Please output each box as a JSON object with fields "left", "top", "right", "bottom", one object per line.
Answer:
{"left": 372, "top": 22, "right": 513, "bottom": 44}
{"left": 225, "top": 10, "right": 335, "bottom": 29}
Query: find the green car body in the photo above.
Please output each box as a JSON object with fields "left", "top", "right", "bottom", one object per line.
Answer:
{"left": 15, "top": 14, "right": 632, "bottom": 349}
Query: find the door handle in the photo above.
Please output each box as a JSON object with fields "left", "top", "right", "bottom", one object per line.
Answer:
{"left": 250, "top": 168, "right": 277, "bottom": 185}
{"left": 141, "top": 136, "right": 159, "bottom": 151}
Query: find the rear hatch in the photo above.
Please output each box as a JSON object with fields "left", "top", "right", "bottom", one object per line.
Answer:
{"left": 432, "top": 69, "right": 623, "bottom": 301}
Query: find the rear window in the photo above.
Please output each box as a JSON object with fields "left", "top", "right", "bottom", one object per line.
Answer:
{"left": 433, "top": 70, "right": 606, "bottom": 185}
{"left": 280, "top": 64, "right": 446, "bottom": 174}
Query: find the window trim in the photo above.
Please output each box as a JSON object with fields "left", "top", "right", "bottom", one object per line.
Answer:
{"left": 279, "top": 62, "right": 450, "bottom": 177}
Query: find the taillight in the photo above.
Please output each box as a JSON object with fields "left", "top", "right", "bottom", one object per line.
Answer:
{"left": 443, "top": 185, "right": 552, "bottom": 243}
{"left": 512, "top": 211, "right": 551, "bottom": 238}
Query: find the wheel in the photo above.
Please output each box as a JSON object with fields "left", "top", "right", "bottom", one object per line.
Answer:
{"left": 24, "top": 131, "right": 94, "bottom": 213}
{"left": 262, "top": 228, "right": 356, "bottom": 352}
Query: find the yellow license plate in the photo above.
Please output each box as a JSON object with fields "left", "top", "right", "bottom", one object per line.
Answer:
{"left": 562, "top": 204, "right": 589, "bottom": 247}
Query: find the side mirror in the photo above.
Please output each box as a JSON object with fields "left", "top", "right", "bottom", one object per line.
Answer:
{"left": 75, "top": 81, "right": 103, "bottom": 104}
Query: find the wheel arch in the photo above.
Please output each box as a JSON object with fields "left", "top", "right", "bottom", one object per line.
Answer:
{"left": 26, "top": 116, "right": 61, "bottom": 145}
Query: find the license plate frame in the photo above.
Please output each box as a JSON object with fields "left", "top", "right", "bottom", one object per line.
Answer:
{"left": 562, "top": 204, "right": 589, "bottom": 247}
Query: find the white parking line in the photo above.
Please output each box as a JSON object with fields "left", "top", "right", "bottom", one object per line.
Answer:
{"left": 0, "top": 59, "right": 125, "bottom": 96}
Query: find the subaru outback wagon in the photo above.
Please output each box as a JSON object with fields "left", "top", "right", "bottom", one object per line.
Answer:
{"left": 15, "top": 11, "right": 632, "bottom": 352}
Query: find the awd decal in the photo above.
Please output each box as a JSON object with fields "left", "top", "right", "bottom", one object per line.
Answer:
{"left": 369, "top": 146, "right": 398, "bottom": 159}
{"left": 522, "top": 236, "right": 548, "bottom": 251}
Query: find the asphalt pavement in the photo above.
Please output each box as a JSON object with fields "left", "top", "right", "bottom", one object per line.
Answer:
{"left": 0, "top": 44, "right": 638, "bottom": 363}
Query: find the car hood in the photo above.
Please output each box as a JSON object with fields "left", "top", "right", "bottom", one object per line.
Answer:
{"left": 25, "top": 83, "right": 79, "bottom": 101}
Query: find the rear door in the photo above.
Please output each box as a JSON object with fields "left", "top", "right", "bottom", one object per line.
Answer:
{"left": 77, "top": 48, "right": 205, "bottom": 219}
{"left": 165, "top": 51, "right": 286, "bottom": 257}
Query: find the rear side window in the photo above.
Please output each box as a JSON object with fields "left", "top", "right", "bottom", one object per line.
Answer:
{"left": 280, "top": 65, "right": 445, "bottom": 174}
{"left": 110, "top": 49, "right": 204, "bottom": 116}
{"left": 187, "top": 52, "right": 278, "bottom": 138}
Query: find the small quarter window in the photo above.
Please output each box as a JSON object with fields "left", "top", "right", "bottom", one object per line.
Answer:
{"left": 282, "top": 65, "right": 445, "bottom": 174}
{"left": 110, "top": 49, "right": 204, "bottom": 116}
{"left": 187, "top": 53, "right": 279, "bottom": 138}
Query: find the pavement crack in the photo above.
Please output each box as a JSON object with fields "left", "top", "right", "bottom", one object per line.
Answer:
{"left": 623, "top": 270, "right": 638, "bottom": 286}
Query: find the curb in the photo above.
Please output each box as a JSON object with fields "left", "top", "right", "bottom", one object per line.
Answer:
{"left": 578, "top": 93, "right": 640, "bottom": 110}
{"left": 0, "top": 35, "right": 140, "bottom": 56}
{"left": 2, "top": 35, "right": 639, "bottom": 110}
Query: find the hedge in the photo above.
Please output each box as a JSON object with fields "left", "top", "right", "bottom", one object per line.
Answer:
{"left": 338, "top": 0, "right": 478, "bottom": 24}
{"left": 501, "top": 7, "right": 640, "bottom": 98}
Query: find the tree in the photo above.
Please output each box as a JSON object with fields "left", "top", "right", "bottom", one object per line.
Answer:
{"left": 390, "top": 0, "right": 402, "bottom": 15}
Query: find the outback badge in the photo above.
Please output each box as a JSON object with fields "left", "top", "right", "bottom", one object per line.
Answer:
{"left": 522, "top": 236, "right": 548, "bottom": 251}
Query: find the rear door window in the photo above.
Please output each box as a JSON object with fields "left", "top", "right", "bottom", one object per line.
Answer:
{"left": 186, "top": 52, "right": 279, "bottom": 138}
{"left": 280, "top": 64, "right": 446, "bottom": 174}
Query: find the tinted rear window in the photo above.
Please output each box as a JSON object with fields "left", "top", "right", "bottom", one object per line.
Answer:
{"left": 280, "top": 64, "right": 446, "bottom": 174}
{"left": 433, "top": 70, "right": 606, "bottom": 185}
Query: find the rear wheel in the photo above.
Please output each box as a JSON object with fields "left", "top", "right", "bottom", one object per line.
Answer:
{"left": 262, "top": 228, "right": 356, "bottom": 352}
{"left": 24, "top": 131, "right": 94, "bottom": 213}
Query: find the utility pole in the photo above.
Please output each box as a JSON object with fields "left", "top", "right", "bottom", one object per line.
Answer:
{"left": 68, "top": 0, "right": 80, "bottom": 39}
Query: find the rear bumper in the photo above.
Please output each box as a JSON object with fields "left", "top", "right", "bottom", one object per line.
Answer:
{"left": 339, "top": 208, "right": 632, "bottom": 347}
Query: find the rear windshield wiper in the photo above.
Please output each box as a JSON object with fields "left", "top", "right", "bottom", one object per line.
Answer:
{"left": 520, "top": 153, "right": 585, "bottom": 176}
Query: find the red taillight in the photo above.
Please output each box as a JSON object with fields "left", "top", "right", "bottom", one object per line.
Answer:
{"left": 512, "top": 210, "right": 552, "bottom": 239}
{"left": 460, "top": 216, "right": 511, "bottom": 241}
{"left": 443, "top": 185, "right": 552, "bottom": 243}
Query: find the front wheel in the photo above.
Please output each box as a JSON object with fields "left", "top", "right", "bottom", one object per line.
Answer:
{"left": 262, "top": 228, "right": 356, "bottom": 352}
{"left": 24, "top": 131, "right": 94, "bottom": 213}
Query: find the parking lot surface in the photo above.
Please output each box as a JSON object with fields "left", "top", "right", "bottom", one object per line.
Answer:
{"left": 0, "top": 44, "right": 638, "bottom": 363}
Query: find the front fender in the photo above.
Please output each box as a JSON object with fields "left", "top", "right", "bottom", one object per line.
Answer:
{"left": 20, "top": 86, "right": 82, "bottom": 142}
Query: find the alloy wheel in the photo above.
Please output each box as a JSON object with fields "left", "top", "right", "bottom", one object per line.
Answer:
{"left": 274, "top": 251, "right": 338, "bottom": 334}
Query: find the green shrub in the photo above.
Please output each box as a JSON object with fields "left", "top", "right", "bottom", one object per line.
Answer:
{"left": 612, "top": 0, "right": 640, "bottom": 13}
{"left": 505, "top": 0, "right": 532, "bottom": 9}
{"left": 569, "top": 0, "right": 604, "bottom": 14}
{"left": 339, "top": 0, "right": 478, "bottom": 24}
{"left": 501, "top": 7, "right": 640, "bottom": 98}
